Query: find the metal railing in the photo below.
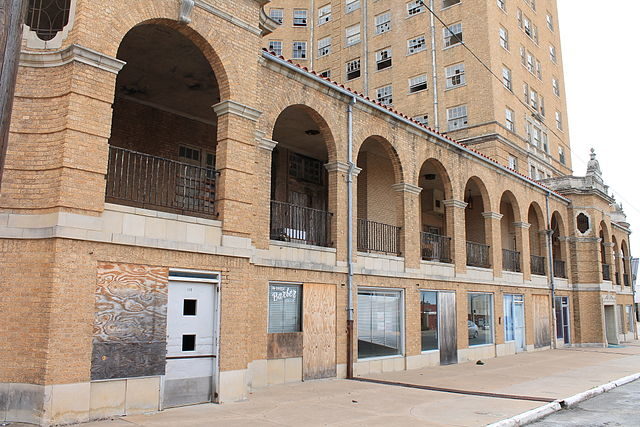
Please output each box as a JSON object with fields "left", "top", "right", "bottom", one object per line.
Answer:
{"left": 357, "top": 218, "right": 401, "bottom": 256}
{"left": 602, "top": 263, "right": 611, "bottom": 281}
{"left": 270, "top": 200, "right": 332, "bottom": 247}
{"left": 466, "top": 241, "right": 490, "bottom": 268}
{"left": 503, "top": 249, "right": 521, "bottom": 272}
{"left": 106, "top": 146, "right": 217, "bottom": 218}
{"left": 531, "top": 255, "right": 546, "bottom": 276}
{"left": 553, "top": 259, "right": 566, "bottom": 279}
{"left": 624, "top": 274, "right": 630, "bottom": 286}
{"left": 420, "top": 232, "right": 452, "bottom": 263}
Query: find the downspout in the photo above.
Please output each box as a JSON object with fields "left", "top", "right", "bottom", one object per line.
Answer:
{"left": 309, "top": 0, "right": 315, "bottom": 70}
{"left": 545, "top": 191, "right": 557, "bottom": 349}
{"left": 428, "top": 0, "right": 440, "bottom": 132}
{"left": 362, "top": 0, "right": 369, "bottom": 96}
{"left": 346, "top": 96, "right": 357, "bottom": 379}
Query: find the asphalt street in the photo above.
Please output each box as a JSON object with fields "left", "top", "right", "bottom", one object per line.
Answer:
{"left": 531, "top": 379, "right": 640, "bottom": 426}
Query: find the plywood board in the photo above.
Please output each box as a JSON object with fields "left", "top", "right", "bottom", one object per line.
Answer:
{"left": 267, "top": 332, "right": 303, "bottom": 359}
{"left": 533, "top": 294, "right": 551, "bottom": 348}
{"left": 303, "top": 283, "right": 337, "bottom": 380}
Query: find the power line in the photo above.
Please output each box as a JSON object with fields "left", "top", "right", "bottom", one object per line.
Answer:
{"left": 417, "top": 0, "right": 567, "bottom": 151}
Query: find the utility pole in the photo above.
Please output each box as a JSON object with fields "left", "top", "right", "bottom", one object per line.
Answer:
{"left": 0, "top": 0, "right": 28, "bottom": 186}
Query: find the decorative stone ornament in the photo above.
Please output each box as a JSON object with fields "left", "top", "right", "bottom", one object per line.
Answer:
{"left": 179, "top": 0, "right": 195, "bottom": 24}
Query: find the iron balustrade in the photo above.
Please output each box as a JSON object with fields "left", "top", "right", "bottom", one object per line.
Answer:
{"left": 106, "top": 146, "right": 218, "bottom": 218}
{"left": 357, "top": 218, "right": 401, "bottom": 256}
{"left": 624, "top": 274, "right": 630, "bottom": 286}
{"left": 466, "top": 241, "right": 490, "bottom": 268}
{"left": 602, "top": 263, "right": 611, "bottom": 281}
{"left": 420, "top": 232, "right": 451, "bottom": 263}
{"left": 270, "top": 200, "right": 332, "bottom": 247}
{"left": 503, "top": 249, "right": 521, "bottom": 272}
{"left": 553, "top": 259, "right": 567, "bottom": 279}
{"left": 531, "top": 255, "right": 546, "bottom": 276}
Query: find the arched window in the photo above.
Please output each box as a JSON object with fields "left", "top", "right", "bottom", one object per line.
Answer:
{"left": 26, "top": 0, "right": 72, "bottom": 41}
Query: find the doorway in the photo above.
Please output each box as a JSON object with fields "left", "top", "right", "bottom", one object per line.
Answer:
{"left": 554, "top": 296, "right": 570, "bottom": 345}
{"left": 164, "top": 270, "right": 219, "bottom": 408}
{"left": 504, "top": 294, "right": 525, "bottom": 352}
{"left": 604, "top": 305, "right": 618, "bottom": 345}
{"left": 419, "top": 290, "right": 457, "bottom": 365}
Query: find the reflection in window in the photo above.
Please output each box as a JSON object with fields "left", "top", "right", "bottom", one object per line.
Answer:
{"left": 468, "top": 293, "right": 493, "bottom": 346}
{"left": 358, "top": 290, "right": 402, "bottom": 359}
{"left": 26, "top": 0, "right": 72, "bottom": 41}
{"left": 421, "top": 291, "right": 438, "bottom": 351}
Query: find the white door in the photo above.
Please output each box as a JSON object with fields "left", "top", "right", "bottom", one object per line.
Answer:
{"left": 513, "top": 296, "right": 525, "bottom": 352}
{"left": 164, "top": 279, "right": 217, "bottom": 408}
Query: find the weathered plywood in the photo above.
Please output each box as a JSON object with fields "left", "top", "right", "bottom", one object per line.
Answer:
{"left": 267, "top": 332, "right": 303, "bottom": 359}
{"left": 303, "top": 283, "right": 337, "bottom": 380}
{"left": 91, "top": 262, "right": 169, "bottom": 380}
{"left": 533, "top": 294, "right": 551, "bottom": 349}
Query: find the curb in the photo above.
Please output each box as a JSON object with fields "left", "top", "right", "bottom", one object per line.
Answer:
{"left": 486, "top": 372, "right": 640, "bottom": 427}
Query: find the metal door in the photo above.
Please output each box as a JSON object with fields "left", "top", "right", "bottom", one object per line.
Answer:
{"left": 438, "top": 292, "right": 457, "bottom": 365}
{"left": 554, "top": 296, "right": 570, "bottom": 345}
{"left": 513, "top": 295, "right": 526, "bottom": 352}
{"left": 164, "top": 279, "right": 217, "bottom": 408}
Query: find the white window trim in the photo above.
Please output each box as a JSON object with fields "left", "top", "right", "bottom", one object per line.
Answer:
{"left": 357, "top": 287, "right": 405, "bottom": 361}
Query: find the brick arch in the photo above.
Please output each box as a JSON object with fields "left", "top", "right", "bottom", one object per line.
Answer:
{"left": 551, "top": 211, "right": 567, "bottom": 237}
{"left": 418, "top": 158, "right": 453, "bottom": 201}
{"left": 499, "top": 190, "right": 522, "bottom": 223}
{"left": 357, "top": 135, "right": 405, "bottom": 185}
{"left": 599, "top": 220, "right": 611, "bottom": 243}
{"left": 464, "top": 176, "right": 491, "bottom": 212}
{"left": 527, "top": 201, "right": 546, "bottom": 230}
{"left": 270, "top": 104, "right": 338, "bottom": 164}
{"left": 106, "top": 15, "right": 232, "bottom": 101}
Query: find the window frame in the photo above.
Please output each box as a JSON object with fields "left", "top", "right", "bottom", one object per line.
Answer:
{"left": 292, "top": 41, "right": 307, "bottom": 59}
{"left": 407, "top": 0, "right": 426, "bottom": 17}
{"left": 292, "top": 9, "right": 308, "bottom": 27}
{"left": 269, "top": 8, "right": 284, "bottom": 25}
{"left": 445, "top": 62, "right": 466, "bottom": 89}
{"left": 446, "top": 105, "right": 468, "bottom": 131}
{"left": 268, "top": 283, "right": 303, "bottom": 334}
{"left": 375, "top": 47, "right": 393, "bottom": 71}
{"left": 346, "top": 0, "right": 361, "bottom": 14}
{"left": 376, "top": 84, "right": 393, "bottom": 105}
{"left": 318, "top": 4, "right": 332, "bottom": 25}
{"left": 375, "top": 11, "right": 392, "bottom": 35}
{"left": 468, "top": 292, "right": 495, "bottom": 347}
{"left": 407, "top": 35, "right": 427, "bottom": 54}
{"left": 502, "top": 66, "right": 512, "bottom": 91}
{"left": 346, "top": 24, "right": 361, "bottom": 46}
{"left": 357, "top": 288, "right": 405, "bottom": 360}
{"left": 499, "top": 27, "right": 509, "bottom": 50}
{"left": 409, "top": 74, "right": 428, "bottom": 93}
{"left": 505, "top": 108, "right": 515, "bottom": 132}
{"left": 346, "top": 58, "right": 361, "bottom": 81}
{"left": 268, "top": 40, "right": 283, "bottom": 56}
{"left": 443, "top": 23, "right": 463, "bottom": 49}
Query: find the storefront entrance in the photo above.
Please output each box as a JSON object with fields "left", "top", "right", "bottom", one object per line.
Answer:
{"left": 504, "top": 294, "right": 525, "bottom": 352}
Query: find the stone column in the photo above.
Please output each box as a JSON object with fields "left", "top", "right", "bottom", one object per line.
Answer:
{"left": 482, "top": 211, "right": 503, "bottom": 277}
{"left": 213, "top": 100, "right": 262, "bottom": 239}
{"left": 392, "top": 183, "right": 422, "bottom": 270}
{"left": 443, "top": 199, "right": 467, "bottom": 274}
{"left": 325, "top": 161, "right": 351, "bottom": 264}
{"left": 514, "top": 222, "right": 531, "bottom": 280}
{"left": 253, "top": 131, "right": 277, "bottom": 249}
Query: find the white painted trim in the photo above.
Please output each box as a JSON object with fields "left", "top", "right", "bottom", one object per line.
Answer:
{"left": 20, "top": 44, "right": 126, "bottom": 74}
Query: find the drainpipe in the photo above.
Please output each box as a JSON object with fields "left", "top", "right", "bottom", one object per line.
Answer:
{"left": 309, "top": 0, "right": 315, "bottom": 70}
{"left": 362, "top": 0, "right": 369, "bottom": 96}
{"left": 545, "top": 191, "right": 558, "bottom": 349}
{"left": 428, "top": 0, "right": 440, "bottom": 132}
{"left": 346, "top": 96, "right": 357, "bottom": 379}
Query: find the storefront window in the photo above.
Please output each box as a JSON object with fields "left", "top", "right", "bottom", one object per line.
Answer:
{"left": 268, "top": 284, "right": 302, "bottom": 333}
{"left": 468, "top": 293, "right": 493, "bottom": 346}
{"left": 421, "top": 291, "right": 438, "bottom": 351}
{"left": 358, "top": 289, "right": 402, "bottom": 359}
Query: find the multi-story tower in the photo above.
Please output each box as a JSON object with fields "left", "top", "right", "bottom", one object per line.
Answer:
{"left": 264, "top": 0, "right": 571, "bottom": 178}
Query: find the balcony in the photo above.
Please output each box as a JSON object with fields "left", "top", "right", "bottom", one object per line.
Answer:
{"left": 420, "top": 232, "right": 451, "bottom": 263}
{"left": 503, "top": 249, "right": 521, "bottom": 273}
{"left": 466, "top": 241, "right": 490, "bottom": 268}
{"left": 106, "top": 146, "right": 217, "bottom": 218}
{"left": 602, "top": 263, "right": 611, "bottom": 281}
{"left": 531, "top": 255, "right": 546, "bottom": 276}
{"left": 357, "top": 219, "right": 401, "bottom": 256}
{"left": 270, "top": 200, "right": 332, "bottom": 247}
{"left": 553, "top": 259, "right": 566, "bottom": 279}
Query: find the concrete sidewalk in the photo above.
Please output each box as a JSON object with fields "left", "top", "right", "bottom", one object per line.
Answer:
{"left": 81, "top": 342, "right": 640, "bottom": 427}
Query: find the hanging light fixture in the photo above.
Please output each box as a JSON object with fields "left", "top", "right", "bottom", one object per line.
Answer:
{"left": 465, "top": 189, "right": 474, "bottom": 210}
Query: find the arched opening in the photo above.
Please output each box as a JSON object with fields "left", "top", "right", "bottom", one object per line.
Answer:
{"left": 106, "top": 24, "right": 221, "bottom": 218}
{"left": 464, "top": 177, "right": 490, "bottom": 268}
{"left": 621, "top": 240, "right": 631, "bottom": 286}
{"left": 551, "top": 212, "right": 567, "bottom": 278}
{"left": 270, "top": 105, "right": 333, "bottom": 247}
{"left": 599, "top": 222, "right": 611, "bottom": 281}
{"left": 419, "top": 159, "right": 452, "bottom": 263}
{"left": 500, "top": 192, "right": 521, "bottom": 272}
{"left": 356, "top": 137, "right": 402, "bottom": 255}
{"left": 612, "top": 236, "right": 621, "bottom": 285}
{"left": 528, "top": 203, "right": 546, "bottom": 276}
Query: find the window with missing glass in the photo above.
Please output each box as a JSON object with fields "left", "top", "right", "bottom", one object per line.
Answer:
{"left": 269, "top": 8, "right": 284, "bottom": 24}
{"left": 407, "top": 35, "right": 427, "bottom": 54}
{"left": 468, "top": 293, "right": 493, "bottom": 346}
{"left": 443, "top": 23, "right": 463, "bottom": 48}
{"left": 26, "top": 0, "right": 72, "bottom": 41}
{"left": 375, "top": 12, "right": 391, "bottom": 34}
{"left": 420, "top": 291, "right": 438, "bottom": 351}
{"left": 268, "top": 284, "right": 302, "bottom": 333}
{"left": 358, "top": 289, "right": 402, "bottom": 359}
{"left": 445, "top": 63, "right": 465, "bottom": 88}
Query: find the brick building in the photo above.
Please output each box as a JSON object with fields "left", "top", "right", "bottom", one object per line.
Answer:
{"left": 0, "top": 0, "right": 635, "bottom": 425}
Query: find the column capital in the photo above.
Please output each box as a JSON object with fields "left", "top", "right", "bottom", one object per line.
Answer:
{"left": 513, "top": 222, "right": 531, "bottom": 229}
{"left": 443, "top": 199, "right": 468, "bottom": 209}
{"left": 325, "top": 161, "right": 349, "bottom": 174}
{"left": 602, "top": 242, "right": 615, "bottom": 248}
{"left": 482, "top": 211, "right": 503, "bottom": 220}
{"left": 213, "top": 100, "right": 262, "bottom": 122}
{"left": 391, "top": 183, "right": 422, "bottom": 195}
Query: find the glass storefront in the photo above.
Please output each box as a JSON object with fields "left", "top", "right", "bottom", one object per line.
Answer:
{"left": 358, "top": 289, "right": 402, "bottom": 359}
{"left": 468, "top": 293, "right": 493, "bottom": 346}
{"left": 420, "top": 291, "right": 438, "bottom": 351}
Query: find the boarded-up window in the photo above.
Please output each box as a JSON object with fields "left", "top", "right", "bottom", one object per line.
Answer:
{"left": 268, "top": 284, "right": 302, "bottom": 333}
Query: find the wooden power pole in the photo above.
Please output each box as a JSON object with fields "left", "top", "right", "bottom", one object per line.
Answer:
{"left": 0, "top": 0, "right": 27, "bottom": 186}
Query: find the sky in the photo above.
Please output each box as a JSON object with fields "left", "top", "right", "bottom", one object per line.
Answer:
{"left": 557, "top": 1, "right": 640, "bottom": 258}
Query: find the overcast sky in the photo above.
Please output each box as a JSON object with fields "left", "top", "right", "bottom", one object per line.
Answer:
{"left": 557, "top": 1, "right": 639, "bottom": 258}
